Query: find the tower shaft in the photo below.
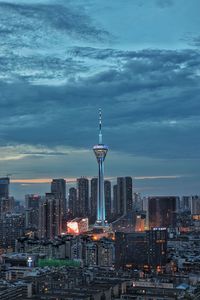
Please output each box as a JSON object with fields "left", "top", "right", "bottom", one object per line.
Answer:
{"left": 93, "top": 109, "right": 108, "bottom": 227}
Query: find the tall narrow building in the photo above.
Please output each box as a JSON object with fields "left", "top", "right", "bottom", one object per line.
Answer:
{"left": 68, "top": 187, "right": 77, "bottom": 218}
{"left": 0, "top": 177, "right": 10, "bottom": 199}
{"left": 93, "top": 109, "right": 108, "bottom": 227}
{"left": 51, "top": 179, "right": 66, "bottom": 218}
{"left": 117, "top": 176, "right": 133, "bottom": 216}
{"left": 90, "top": 178, "right": 98, "bottom": 222}
{"left": 104, "top": 180, "right": 111, "bottom": 220}
{"left": 148, "top": 196, "right": 177, "bottom": 229}
{"left": 38, "top": 193, "right": 62, "bottom": 239}
{"left": 77, "top": 177, "right": 89, "bottom": 217}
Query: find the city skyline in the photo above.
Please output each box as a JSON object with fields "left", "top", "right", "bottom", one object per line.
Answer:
{"left": 1, "top": 0, "right": 200, "bottom": 198}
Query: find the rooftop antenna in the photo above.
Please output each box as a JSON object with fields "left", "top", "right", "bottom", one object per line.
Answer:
{"left": 99, "top": 108, "right": 102, "bottom": 144}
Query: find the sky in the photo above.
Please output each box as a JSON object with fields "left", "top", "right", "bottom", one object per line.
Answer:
{"left": 0, "top": 0, "right": 200, "bottom": 199}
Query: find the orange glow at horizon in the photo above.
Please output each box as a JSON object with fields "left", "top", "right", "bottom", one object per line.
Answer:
{"left": 11, "top": 178, "right": 78, "bottom": 184}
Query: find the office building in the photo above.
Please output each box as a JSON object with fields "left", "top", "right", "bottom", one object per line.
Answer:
{"left": 0, "top": 177, "right": 10, "bottom": 199}
{"left": 115, "top": 231, "right": 147, "bottom": 269}
{"left": 148, "top": 196, "right": 177, "bottom": 229}
{"left": 77, "top": 177, "right": 89, "bottom": 217}
{"left": 90, "top": 177, "right": 98, "bottom": 222}
{"left": 51, "top": 178, "right": 66, "bottom": 218}
{"left": 146, "top": 228, "right": 167, "bottom": 270}
{"left": 116, "top": 176, "right": 133, "bottom": 216}
{"left": 68, "top": 187, "right": 77, "bottom": 218}
{"left": 104, "top": 180, "right": 111, "bottom": 220}
{"left": 38, "top": 193, "right": 62, "bottom": 239}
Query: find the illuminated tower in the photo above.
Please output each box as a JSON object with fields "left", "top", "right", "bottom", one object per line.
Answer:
{"left": 93, "top": 109, "right": 108, "bottom": 227}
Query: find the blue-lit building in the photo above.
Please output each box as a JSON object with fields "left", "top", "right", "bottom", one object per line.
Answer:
{"left": 93, "top": 110, "right": 108, "bottom": 227}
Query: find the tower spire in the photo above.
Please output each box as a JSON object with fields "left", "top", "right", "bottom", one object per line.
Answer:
{"left": 99, "top": 108, "right": 102, "bottom": 144}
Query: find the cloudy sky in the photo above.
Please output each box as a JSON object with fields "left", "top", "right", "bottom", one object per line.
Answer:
{"left": 0, "top": 0, "right": 200, "bottom": 199}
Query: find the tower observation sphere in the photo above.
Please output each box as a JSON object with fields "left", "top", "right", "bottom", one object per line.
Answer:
{"left": 93, "top": 109, "right": 108, "bottom": 227}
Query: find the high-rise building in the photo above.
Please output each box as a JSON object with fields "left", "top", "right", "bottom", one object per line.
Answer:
{"left": 51, "top": 179, "right": 66, "bottom": 217}
{"left": 117, "top": 177, "right": 133, "bottom": 216}
{"left": 113, "top": 184, "right": 118, "bottom": 217}
{"left": 115, "top": 231, "right": 147, "bottom": 269}
{"left": 146, "top": 228, "right": 167, "bottom": 270}
{"left": 148, "top": 196, "right": 177, "bottom": 229}
{"left": 93, "top": 109, "right": 108, "bottom": 227}
{"left": 90, "top": 178, "right": 98, "bottom": 222}
{"left": 25, "top": 194, "right": 40, "bottom": 209}
{"left": 191, "top": 195, "right": 200, "bottom": 215}
{"left": 68, "top": 187, "right": 77, "bottom": 218}
{"left": 0, "top": 177, "right": 10, "bottom": 199}
{"left": 25, "top": 194, "right": 41, "bottom": 230}
{"left": 0, "top": 197, "right": 14, "bottom": 218}
{"left": 77, "top": 177, "right": 89, "bottom": 217}
{"left": 104, "top": 180, "right": 111, "bottom": 220}
{"left": 38, "top": 193, "right": 62, "bottom": 239}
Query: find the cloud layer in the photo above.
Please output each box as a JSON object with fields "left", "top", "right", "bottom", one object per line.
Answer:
{"left": 0, "top": 0, "right": 200, "bottom": 197}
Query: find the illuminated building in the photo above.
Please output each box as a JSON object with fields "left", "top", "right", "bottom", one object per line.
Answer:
{"left": 146, "top": 228, "right": 167, "bottom": 270}
{"left": 134, "top": 212, "right": 146, "bottom": 232}
{"left": 148, "top": 196, "right": 177, "bottom": 229}
{"left": 93, "top": 109, "right": 108, "bottom": 227}
{"left": 77, "top": 177, "right": 89, "bottom": 217}
{"left": 67, "top": 218, "right": 89, "bottom": 234}
{"left": 115, "top": 231, "right": 147, "bottom": 269}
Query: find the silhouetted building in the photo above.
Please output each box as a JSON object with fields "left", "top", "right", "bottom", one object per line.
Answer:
{"left": 191, "top": 195, "right": 200, "bottom": 215}
{"left": 104, "top": 180, "right": 111, "bottom": 220}
{"left": 0, "top": 197, "right": 14, "bottom": 218}
{"left": 25, "top": 194, "right": 41, "bottom": 230}
{"left": 115, "top": 231, "right": 147, "bottom": 269}
{"left": 0, "top": 177, "right": 9, "bottom": 199}
{"left": 90, "top": 177, "right": 98, "bottom": 222}
{"left": 113, "top": 184, "right": 118, "bottom": 217}
{"left": 77, "top": 178, "right": 89, "bottom": 217}
{"left": 116, "top": 177, "right": 133, "bottom": 216}
{"left": 51, "top": 178, "right": 66, "bottom": 217}
{"left": 38, "top": 193, "right": 62, "bottom": 239}
{"left": 148, "top": 196, "right": 177, "bottom": 229}
{"left": 68, "top": 187, "right": 77, "bottom": 218}
{"left": 0, "top": 213, "right": 25, "bottom": 250}
{"left": 146, "top": 228, "right": 167, "bottom": 270}
{"left": 25, "top": 194, "right": 40, "bottom": 209}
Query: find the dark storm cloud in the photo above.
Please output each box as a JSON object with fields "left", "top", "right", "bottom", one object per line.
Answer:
{"left": 0, "top": 45, "right": 200, "bottom": 159}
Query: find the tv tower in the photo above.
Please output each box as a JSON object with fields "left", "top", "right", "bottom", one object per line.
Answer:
{"left": 93, "top": 109, "right": 108, "bottom": 227}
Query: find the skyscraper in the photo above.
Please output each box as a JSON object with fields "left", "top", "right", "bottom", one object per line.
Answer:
{"left": 51, "top": 179, "right": 66, "bottom": 217}
{"left": 104, "top": 180, "right": 111, "bottom": 220}
{"left": 68, "top": 187, "right": 77, "bottom": 218}
{"left": 38, "top": 193, "right": 62, "bottom": 239}
{"left": 116, "top": 176, "right": 133, "bottom": 216}
{"left": 148, "top": 196, "right": 177, "bottom": 229}
{"left": 77, "top": 177, "right": 89, "bottom": 217}
{"left": 93, "top": 109, "right": 108, "bottom": 227}
{"left": 0, "top": 177, "right": 10, "bottom": 199}
{"left": 90, "top": 178, "right": 98, "bottom": 222}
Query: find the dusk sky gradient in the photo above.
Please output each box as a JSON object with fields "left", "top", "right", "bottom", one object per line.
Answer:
{"left": 0, "top": 0, "right": 200, "bottom": 199}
